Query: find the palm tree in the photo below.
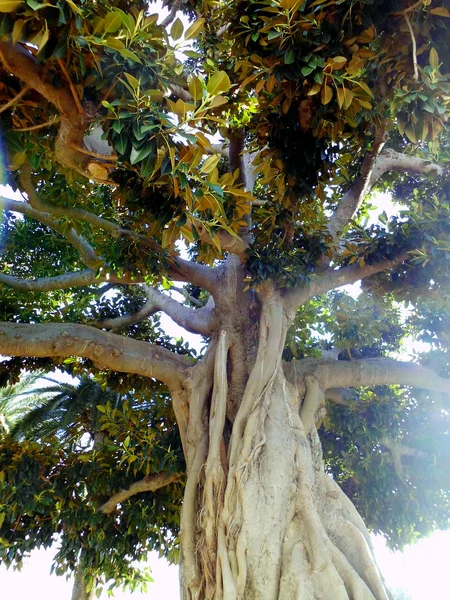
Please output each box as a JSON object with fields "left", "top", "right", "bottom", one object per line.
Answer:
{"left": 6, "top": 374, "right": 129, "bottom": 600}
{"left": 10, "top": 374, "right": 123, "bottom": 443}
{"left": 0, "top": 372, "right": 44, "bottom": 436}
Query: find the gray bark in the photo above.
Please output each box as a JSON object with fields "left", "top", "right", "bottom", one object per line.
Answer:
{"left": 71, "top": 565, "right": 95, "bottom": 600}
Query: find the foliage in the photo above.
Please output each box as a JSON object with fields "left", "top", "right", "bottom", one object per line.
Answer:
{"left": 0, "top": 375, "right": 184, "bottom": 595}
{"left": 0, "top": 0, "right": 449, "bottom": 595}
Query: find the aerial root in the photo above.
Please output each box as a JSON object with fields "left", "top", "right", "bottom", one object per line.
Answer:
{"left": 200, "top": 331, "right": 229, "bottom": 598}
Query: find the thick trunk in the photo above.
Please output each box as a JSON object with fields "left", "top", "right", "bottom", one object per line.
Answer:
{"left": 71, "top": 566, "right": 95, "bottom": 600}
{"left": 178, "top": 286, "right": 393, "bottom": 600}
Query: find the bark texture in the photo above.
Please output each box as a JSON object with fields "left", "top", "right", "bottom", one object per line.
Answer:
{"left": 177, "top": 272, "right": 394, "bottom": 600}
{"left": 71, "top": 566, "right": 95, "bottom": 600}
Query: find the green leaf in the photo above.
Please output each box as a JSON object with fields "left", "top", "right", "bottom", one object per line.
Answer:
{"left": 124, "top": 73, "right": 140, "bottom": 90}
{"left": 206, "top": 71, "right": 231, "bottom": 96}
{"left": 104, "top": 11, "right": 122, "bottom": 33}
{"left": 285, "top": 49, "right": 296, "bottom": 65}
{"left": 171, "top": 18, "right": 184, "bottom": 41}
{"left": 130, "top": 143, "right": 154, "bottom": 165}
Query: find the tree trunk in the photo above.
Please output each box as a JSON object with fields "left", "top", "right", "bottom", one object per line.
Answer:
{"left": 71, "top": 565, "right": 95, "bottom": 600}
{"left": 178, "top": 284, "right": 393, "bottom": 600}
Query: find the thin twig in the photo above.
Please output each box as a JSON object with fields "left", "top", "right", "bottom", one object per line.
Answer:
{"left": 57, "top": 57, "right": 84, "bottom": 114}
{"left": 404, "top": 12, "right": 419, "bottom": 81}
{"left": 0, "top": 85, "right": 30, "bottom": 114}
{"left": 14, "top": 117, "right": 60, "bottom": 132}
{"left": 393, "top": 1, "right": 423, "bottom": 16}
{"left": 70, "top": 142, "right": 118, "bottom": 162}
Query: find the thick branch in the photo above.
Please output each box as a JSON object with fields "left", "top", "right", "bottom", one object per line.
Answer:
{"left": 285, "top": 251, "right": 408, "bottom": 315}
{"left": 145, "top": 286, "right": 215, "bottom": 336}
{"left": 92, "top": 286, "right": 215, "bottom": 336}
{"left": 327, "top": 131, "right": 387, "bottom": 241}
{"left": 0, "top": 268, "right": 135, "bottom": 292}
{"left": 169, "top": 256, "right": 218, "bottom": 294}
{"left": 0, "top": 269, "right": 99, "bottom": 292}
{"left": 0, "top": 42, "right": 111, "bottom": 181}
{"left": 381, "top": 436, "right": 424, "bottom": 481}
{"left": 98, "top": 472, "right": 181, "bottom": 514}
{"left": 328, "top": 146, "right": 443, "bottom": 241}
{"left": 0, "top": 323, "right": 191, "bottom": 387}
{"left": 286, "top": 357, "right": 450, "bottom": 395}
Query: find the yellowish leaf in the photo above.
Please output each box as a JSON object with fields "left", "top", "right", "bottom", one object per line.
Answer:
{"left": 188, "top": 75, "right": 203, "bottom": 102}
{"left": 162, "top": 222, "right": 178, "bottom": 249}
{"left": 255, "top": 78, "right": 265, "bottom": 94}
{"left": 329, "top": 56, "right": 347, "bottom": 70}
{"left": 210, "top": 232, "right": 222, "bottom": 252}
{"left": 342, "top": 87, "right": 354, "bottom": 110}
{"left": 307, "top": 83, "right": 322, "bottom": 96}
{"left": 104, "top": 11, "right": 122, "bottom": 33}
{"left": 200, "top": 154, "right": 221, "bottom": 174}
{"left": 9, "top": 150, "right": 27, "bottom": 170}
{"left": 12, "top": 19, "right": 25, "bottom": 44}
{"left": 357, "top": 26, "right": 375, "bottom": 43}
{"left": 280, "top": 0, "right": 305, "bottom": 8}
{"left": 266, "top": 74, "right": 276, "bottom": 93}
{"left": 404, "top": 125, "right": 418, "bottom": 143}
{"left": 180, "top": 224, "right": 194, "bottom": 243}
{"left": 429, "top": 47, "right": 439, "bottom": 70}
{"left": 346, "top": 55, "right": 364, "bottom": 75}
{"left": 355, "top": 80, "right": 373, "bottom": 97}
{"left": 357, "top": 98, "right": 372, "bottom": 110}
{"left": 124, "top": 73, "right": 140, "bottom": 90}
{"left": 0, "top": 0, "right": 22, "bottom": 11}
{"left": 430, "top": 118, "right": 443, "bottom": 139}
{"left": 173, "top": 177, "right": 180, "bottom": 198}
{"left": 206, "top": 71, "right": 231, "bottom": 96}
{"left": 321, "top": 84, "right": 333, "bottom": 105}
{"left": 430, "top": 7, "right": 450, "bottom": 17}
{"left": 185, "top": 17, "right": 205, "bottom": 40}
{"left": 171, "top": 18, "right": 184, "bottom": 41}
{"left": 208, "top": 95, "right": 228, "bottom": 108}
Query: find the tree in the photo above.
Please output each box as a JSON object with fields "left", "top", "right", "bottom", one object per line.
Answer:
{"left": 0, "top": 373, "right": 183, "bottom": 598}
{"left": 0, "top": 371, "right": 43, "bottom": 434}
{"left": 0, "top": 0, "right": 449, "bottom": 598}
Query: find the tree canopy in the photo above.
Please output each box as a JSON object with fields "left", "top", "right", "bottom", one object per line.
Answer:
{"left": 0, "top": 0, "right": 449, "bottom": 599}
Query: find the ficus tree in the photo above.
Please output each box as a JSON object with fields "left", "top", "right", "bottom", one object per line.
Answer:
{"left": 0, "top": 0, "right": 449, "bottom": 599}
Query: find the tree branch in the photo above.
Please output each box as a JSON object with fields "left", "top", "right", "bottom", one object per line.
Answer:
{"left": 328, "top": 144, "right": 443, "bottom": 241}
{"left": 0, "top": 42, "right": 111, "bottom": 181}
{"left": 0, "top": 322, "right": 191, "bottom": 388}
{"left": 91, "top": 285, "right": 214, "bottom": 336}
{"left": 168, "top": 256, "right": 218, "bottom": 294}
{"left": 0, "top": 268, "right": 135, "bottom": 292}
{"left": 286, "top": 357, "right": 450, "bottom": 395}
{"left": 98, "top": 472, "right": 181, "bottom": 514}
{"left": 0, "top": 84, "right": 30, "bottom": 113}
{"left": 380, "top": 436, "right": 425, "bottom": 482}
{"left": 145, "top": 286, "right": 215, "bottom": 336}
{"left": 91, "top": 297, "right": 159, "bottom": 332}
{"left": 1, "top": 196, "right": 102, "bottom": 268}
{"left": 285, "top": 251, "right": 408, "bottom": 315}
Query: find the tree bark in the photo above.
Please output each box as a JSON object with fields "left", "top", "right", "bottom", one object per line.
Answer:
{"left": 71, "top": 564, "right": 95, "bottom": 600}
{"left": 178, "top": 286, "right": 393, "bottom": 600}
